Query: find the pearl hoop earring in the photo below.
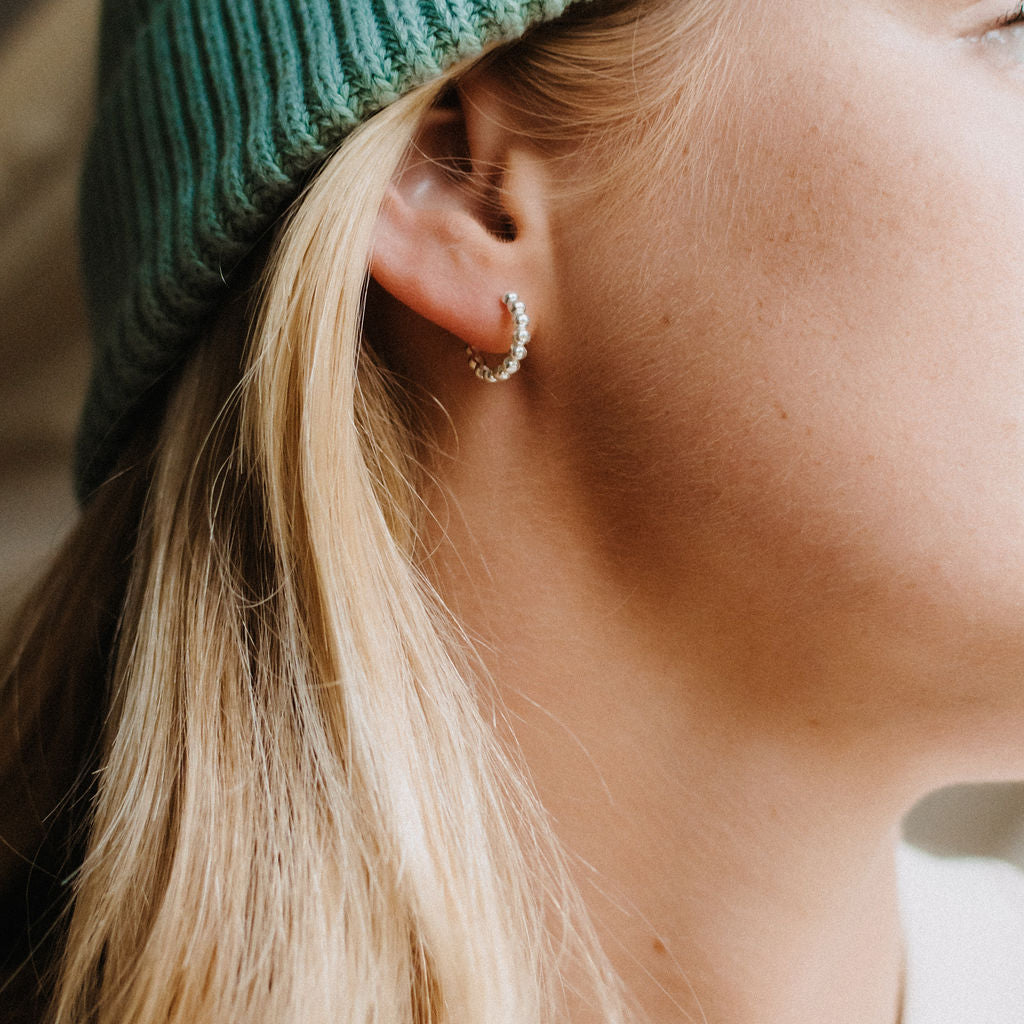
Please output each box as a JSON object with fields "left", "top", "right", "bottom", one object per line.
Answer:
{"left": 466, "top": 293, "right": 531, "bottom": 383}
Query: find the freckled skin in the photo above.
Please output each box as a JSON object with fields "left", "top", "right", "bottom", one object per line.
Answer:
{"left": 538, "top": 0, "right": 1024, "bottom": 776}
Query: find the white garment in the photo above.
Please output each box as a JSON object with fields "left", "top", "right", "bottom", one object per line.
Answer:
{"left": 898, "top": 842, "right": 1024, "bottom": 1023}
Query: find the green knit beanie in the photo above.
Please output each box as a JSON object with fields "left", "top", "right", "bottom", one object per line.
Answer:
{"left": 76, "top": 0, "right": 589, "bottom": 501}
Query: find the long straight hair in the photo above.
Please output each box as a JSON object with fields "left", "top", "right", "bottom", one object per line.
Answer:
{"left": 1, "top": 3, "right": 727, "bottom": 1021}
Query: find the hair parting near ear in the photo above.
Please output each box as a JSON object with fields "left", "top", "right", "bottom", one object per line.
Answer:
{"left": 1, "top": 2, "right": 726, "bottom": 1021}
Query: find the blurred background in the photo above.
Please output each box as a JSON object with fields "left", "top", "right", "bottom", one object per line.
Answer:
{"left": 2, "top": 0, "right": 1024, "bottom": 868}
{"left": 1, "top": 0, "right": 95, "bottom": 621}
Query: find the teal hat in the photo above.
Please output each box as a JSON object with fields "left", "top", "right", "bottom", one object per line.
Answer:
{"left": 76, "top": 0, "right": 588, "bottom": 500}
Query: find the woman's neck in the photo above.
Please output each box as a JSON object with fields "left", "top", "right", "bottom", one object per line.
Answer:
{"left": 422, "top": 401, "right": 913, "bottom": 1023}
{"left": 423, "top": 464, "right": 913, "bottom": 1024}
{"left": 497, "top": 641, "right": 907, "bottom": 1024}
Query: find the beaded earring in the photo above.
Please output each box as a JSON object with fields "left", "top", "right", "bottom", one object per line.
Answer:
{"left": 466, "top": 293, "right": 531, "bottom": 382}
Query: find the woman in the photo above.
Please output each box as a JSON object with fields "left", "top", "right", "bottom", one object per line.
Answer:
{"left": 3, "top": 0, "right": 1024, "bottom": 1020}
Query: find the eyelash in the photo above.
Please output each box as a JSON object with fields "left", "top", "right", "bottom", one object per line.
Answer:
{"left": 999, "top": 3, "right": 1024, "bottom": 27}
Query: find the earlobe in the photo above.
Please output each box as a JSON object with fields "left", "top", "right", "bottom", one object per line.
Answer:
{"left": 369, "top": 82, "right": 552, "bottom": 356}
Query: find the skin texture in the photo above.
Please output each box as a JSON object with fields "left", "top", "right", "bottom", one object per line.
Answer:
{"left": 371, "top": 0, "right": 1024, "bottom": 1019}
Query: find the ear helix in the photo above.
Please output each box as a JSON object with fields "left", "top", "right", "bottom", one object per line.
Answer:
{"left": 466, "top": 293, "right": 532, "bottom": 382}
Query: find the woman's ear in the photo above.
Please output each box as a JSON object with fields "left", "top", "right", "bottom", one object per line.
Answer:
{"left": 370, "top": 79, "right": 553, "bottom": 355}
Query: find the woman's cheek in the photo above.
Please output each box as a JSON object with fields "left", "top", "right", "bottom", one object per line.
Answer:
{"left": 565, "top": 14, "right": 1024, "bottom": 647}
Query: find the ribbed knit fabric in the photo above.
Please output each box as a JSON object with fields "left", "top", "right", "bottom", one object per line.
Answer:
{"left": 76, "top": 0, "right": 587, "bottom": 500}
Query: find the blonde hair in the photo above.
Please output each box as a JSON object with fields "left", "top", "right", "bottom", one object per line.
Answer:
{"left": 1, "top": 2, "right": 727, "bottom": 1021}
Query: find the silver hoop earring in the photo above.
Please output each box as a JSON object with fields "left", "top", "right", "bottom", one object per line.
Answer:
{"left": 466, "top": 293, "right": 531, "bottom": 383}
